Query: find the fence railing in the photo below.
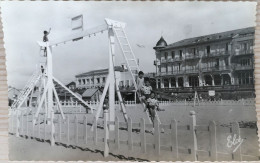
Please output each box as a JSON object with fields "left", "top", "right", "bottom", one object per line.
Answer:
{"left": 9, "top": 109, "right": 259, "bottom": 161}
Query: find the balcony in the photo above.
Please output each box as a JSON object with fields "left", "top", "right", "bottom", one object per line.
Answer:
{"left": 234, "top": 64, "right": 253, "bottom": 71}
{"left": 161, "top": 59, "right": 167, "bottom": 63}
{"left": 234, "top": 48, "right": 254, "bottom": 56}
{"left": 185, "top": 68, "right": 199, "bottom": 74}
{"left": 202, "top": 66, "right": 231, "bottom": 72}
{"left": 202, "top": 50, "right": 231, "bottom": 58}
{"left": 185, "top": 54, "right": 200, "bottom": 60}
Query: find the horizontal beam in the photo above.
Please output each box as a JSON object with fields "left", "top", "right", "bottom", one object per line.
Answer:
{"left": 49, "top": 24, "right": 108, "bottom": 47}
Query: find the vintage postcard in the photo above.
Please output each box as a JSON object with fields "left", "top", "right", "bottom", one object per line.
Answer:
{"left": 2, "top": 1, "right": 259, "bottom": 161}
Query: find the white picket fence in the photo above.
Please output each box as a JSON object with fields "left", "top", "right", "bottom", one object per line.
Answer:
{"left": 9, "top": 109, "right": 259, "bottom": 161}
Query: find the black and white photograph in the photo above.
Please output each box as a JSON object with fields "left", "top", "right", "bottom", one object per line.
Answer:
{"left": 2, "top": 1, "right": 259, "bottom": 161}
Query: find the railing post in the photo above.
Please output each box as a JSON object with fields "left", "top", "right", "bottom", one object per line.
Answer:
{"left": 127, "top": 117, "right": 133, "bottom": 150}
{"left": 154, "top": 117, "right": 160, "bottom": 156}
{"left": 66, "top": 115, "right": 70, "bottom": 146}
{"left": 75, "top": 115, "right": 78, "bottom": 145}
{"left": 140, "top": 118, "right": 146, "bottom": 153}
{"left": 94, "top": 117, "right": 97, "bottom": 145}
{"left": 190, "top": 111, "right": 198, "bottom": 161}
{"left": 31, "top": 112, "right": 34, "bottom": 139}
{"left": 104, "top": 109, "right": 109, "bottom": 157}
{"left": 44, "top": 113, "right": 47, "bottom": 141}
{"left": 209, "top": 121, "right": 217, "bottom": 161}
{"left": 115, "top": 117, "right": 120, "bottom": 150}
{"left": 58, "top": 114, "right": 62, "bottom": 142}
{"left": 171, "top": 119, "right": 178, "bottom": 159}
{"left": 38, "top": 114, "right": 41, "bottom": 138}
{"left": 50, "top": 111, "right": 55, "bottom": 146}
{"left": 15, "top": 110, "right": 20, "bottom": 137}
{"left": 231, "top": 122, "right": 242, "bottom": 161}
{"left": 84, "top": 115, "right": 88, "bottom": 144}
{"left": 26, "top": 110, "right": 28, "bottom": 137}
{"left": 20, "top": 110, "right": 24, "bottom": 136}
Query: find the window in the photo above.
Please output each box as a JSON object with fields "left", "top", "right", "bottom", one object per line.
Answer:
{"left": 207, "top": 46, "right": 210, "bottom": 54}
{"left": 164, "top": 52, "right": 168, "bottom": 60}
{"left": 225, "top": 58, "right": 229, "bottom": 66}
{"left": 189, "top": 76, "right": 199, "bottom": 87}
{"left": 97, "top": 78, "right": 100, "bottom": 84}
{"left": 179, "top": 50, "right": 183, "bottom": 59}
{"left": 103, "top": 77, "right": 106, "bottom": 83}
{"left": 171, "top": 51, "right": 175, "bottom": 59}
{"left": 86, "top": 79, "right": 89, "bottom": 84}
{"left": 82, "top": 79, "right": 85, "bottom": 85}
{"left": 240, "top": 58, "right": 251, "bottom": 66}
{"left": 226, "top": 43, "right": 229, "bottom": 51}
{"left": 243, "top": 43, "right": 247, "bottom": 50}
{"left": 238, "top": 72, "right": 253, "bottom": 85}
{"left": 178, "top": 63, "right": 181, "bottom": 71}
{"left": 193, "top": 48, "right": 196, "bottom": 56}
{"left": 78, "top": 79, "right": 81, "bottom": 85}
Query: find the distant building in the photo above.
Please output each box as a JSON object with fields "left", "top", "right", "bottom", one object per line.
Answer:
{"left": 153, "top": 27, "right": 255, "bottom": 99}
{"left": 75, "top": 66, "right": 134, "bottom": 90}
{"left": 81, "top": 88, "right": 102, "bottom": 101}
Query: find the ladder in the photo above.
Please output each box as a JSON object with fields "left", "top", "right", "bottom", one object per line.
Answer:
{"left": 113, "top": 26, "right": 161, "bottom": 124}
{"left": 11, "top": 69, "right": 41, "bottom": 110}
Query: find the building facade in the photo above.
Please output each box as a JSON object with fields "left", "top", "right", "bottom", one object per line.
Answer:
{"left": 154, "top": 27, "right": 254, "bottom": 99}
{"left": 75, "top": 66, "right": 134, "bottom": 90}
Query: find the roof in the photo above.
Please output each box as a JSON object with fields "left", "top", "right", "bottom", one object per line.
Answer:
{"left": 160, "top": 27, "right": 255, "bottom": 50}
{"left": 76, "top": 66, "right": 124, "bottom": 78}
{"left": 82, "top": 88, "right": 100, "bottom": 97}
{"left": 154, "top": 36, "right": 167, "bottom": 49}
{"left": 66, "top": 81, "right": 76, "bottom": 87}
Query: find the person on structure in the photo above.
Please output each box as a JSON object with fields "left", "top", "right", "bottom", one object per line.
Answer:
{"left": 41, "top": 65, "right": 45, "bottom": 74}
{"left": 144, "top": 92, "right": 165, "bottom": 127}
{"left": 43, "top": 28, "right": 51, "bottom": 57}
{"left": 140, "top": 80, "right": 152, "bottom": 105}
{"left": 137, "top": 71, "right": 145, "bottom": 95}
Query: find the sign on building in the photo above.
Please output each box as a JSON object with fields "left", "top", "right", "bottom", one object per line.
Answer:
{"left": 208, "top": 90, "right": 215, "bottom": 96}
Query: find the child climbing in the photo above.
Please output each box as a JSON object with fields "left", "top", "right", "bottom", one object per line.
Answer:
{"left": 137, "top": 71, "right": 144, "bottom": 94}
{"left": 144, "top": 92, "right": 165, "bottom": 127}
{"left": 140, "top": 80, "right": 152, "bottom": 104}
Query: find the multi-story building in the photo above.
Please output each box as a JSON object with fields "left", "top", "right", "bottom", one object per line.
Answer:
{"left": 75, "top": 66, "right": 134, "bottom": 90}
{"left": 153, "top": 27, "right": 255, "bottom": 99}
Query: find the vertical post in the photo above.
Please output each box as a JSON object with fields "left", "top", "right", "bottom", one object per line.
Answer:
{"left": 12, "top": 111, "right": 15, "bottom": 134}
{"left": 31, "top": 112, "right": 34, "bottom": 138}
{"left": 26, "top": 110, "right": 28, "bottom": 137}
{"left": 190, "top": 111, "right": 198, "bottom": 161}
{"left": 127, "top": 117, "right": 133, "bottom": 150}
{"left": 231, "top": 122, "right": 242, "bottom": 161}
{"left": 20, "top": 110, "right": 23, "bottom": 136}
{"left": 154, "top": 117, "right": 160, "bottom": 156}
{"left": 209, "top": 121, "right": 217, "bottom": 161}
{"left": 50, "top": 111, "right": 55, "bottom": 146}
{"left": 15, "top": 110, "right": 20, "bottom": 137}
{"left": 108, "top": 27, "right": 115, "bottom": 131}
{"left": 75, "top": 115, "right": 78, "bottom": 145}
{"left": 59, "top": 114, "right": 62, "bottom": 142}
{"left": 115, "top": 117, "right": 120, "bottom": 150}
{"left": 171, "top": 119, "right": 178, "bottom": 159}
{"left": 44, "top": 113, "right": 47, "bottom": 141}
{"left": 84, "top": 115, "right": 88, "bottom": 144}
{"left": 140, "top": 118, "right": 146, "bottom": 153}
{"left": 46, "top": 46, "right": 54, "bottom": 125}
{"left": 67, "top": 115, "right": 70, "bottom": 146}
{"left": 94, "top": 117, "right": 97, "bottom": 145}
{"left": 104, "top": 109, "right": 109, "bottom": 157}
{"left": 38, "top": 114, "right": 41, "bottom": 138}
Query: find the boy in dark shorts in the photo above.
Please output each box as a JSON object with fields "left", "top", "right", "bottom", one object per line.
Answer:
{"left": 144, "top": 92, "right": 165, "bottom": 127}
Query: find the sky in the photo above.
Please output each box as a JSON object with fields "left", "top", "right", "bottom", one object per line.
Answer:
{"left": 1, "top": 1, "right": 257, "bottom": 89}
